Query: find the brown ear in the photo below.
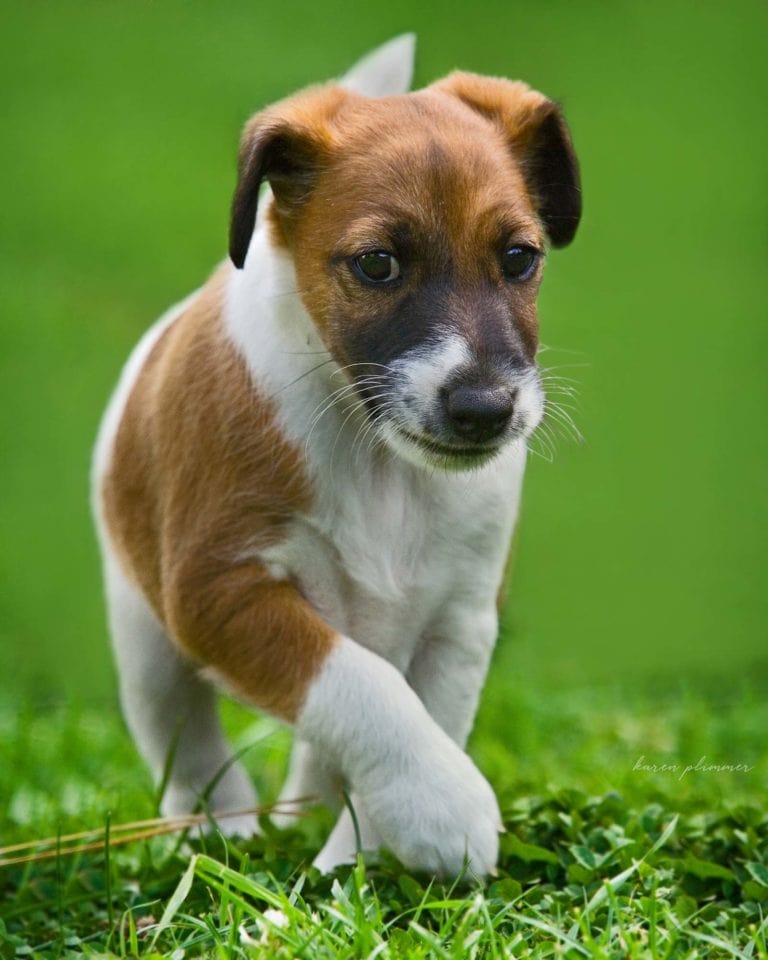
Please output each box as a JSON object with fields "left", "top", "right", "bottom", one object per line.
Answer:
{"left": 229, "top": 85, "right": 349, "bottom": 268}
{"left": 433, "top": 72, "right": 581, "bottom": 247}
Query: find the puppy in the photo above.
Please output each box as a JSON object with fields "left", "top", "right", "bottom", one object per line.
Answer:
{"left": 92, "top": 37, "right": 580, "bottom": 879}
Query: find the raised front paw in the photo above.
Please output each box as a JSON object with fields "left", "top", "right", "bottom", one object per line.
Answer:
{"left": 359, "top": 745, "right": 502, "bottom": 879}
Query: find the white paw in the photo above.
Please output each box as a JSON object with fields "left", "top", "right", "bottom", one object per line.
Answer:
{"left": 208, "top": 811, "right": 260, "bottom": 838}
{"left": 161, "top": 795, "right": 260, "bottom": 838}
{"left": 312, "top": 841, "right": 355, "bottom": 874}
{"left": 272, "top": 740, "right": 342, "bottom": 830}
{"left": 161, "top": 768, "right": 260, "bottom": 838}
{"left": 311, "top": 800, "right": 382, "bottom": 873}
{"left": 272, "top": 749, "right": 341, "bottom": 830}
{"left": 270, "top": 806, "right": 304, "bottom": 831}
{"left": 358, "top": 745, "right": 502, "bottom": 879}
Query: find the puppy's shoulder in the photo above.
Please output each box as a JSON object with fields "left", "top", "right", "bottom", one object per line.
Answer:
{"left": 101, "top": 262, "right": 311, "bottom": 615}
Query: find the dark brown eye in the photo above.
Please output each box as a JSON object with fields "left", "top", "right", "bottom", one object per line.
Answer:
{"left": 502, "top": 246, "right": 538, "bottom": 281}
{"left": 353, "top": 251, "right": 400, "bottom": 284}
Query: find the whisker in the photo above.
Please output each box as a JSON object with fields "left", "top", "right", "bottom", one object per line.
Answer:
{"left": 544, "top": 395, "right": 580, "bottom": 414}
{"left": 538, "top": 371, "right": 582, "bottom": 388}
{"left": 532, "top": 422, "right": 557, "bottom": 461}
{"left": 270, "top": 358, "right": 336, "bottom": 399}
{"left": 527, "top": 441, "right": 553, "bottom": 463}
{"left": 280, "top": 349, "right": 332, "bottom": 357}
{"left": 539, "top": 371, "right": 581, "bottom": 386}
{"left": 537, "top": 342, "right": 590, "bottom": 359}
{"left": 352, "top": 397, "right": 400, "bottom": 463}
{"left": 304, "top": 384, "right": 363, "bottom": 457}
{"left": 330, "top": 394, "right": 380, "bottom": 471}
{"left": 543, "top": 400, "right": 584, "bottom": 445}
{"left": 335, "top": 389, "right": 397, "bottom": 465}
{"left": 303, "top": 376, "right": 392, "bottom": 459}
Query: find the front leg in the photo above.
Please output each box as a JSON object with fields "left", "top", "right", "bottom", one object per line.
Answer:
{"left": 407, "top": 605, "right": 499, "bottom": 748}
{"left": 297, "top": 637, "right": 501, "bottom": 876}
{"left": 168, "top": 561, "right": 501, "bottom": 878}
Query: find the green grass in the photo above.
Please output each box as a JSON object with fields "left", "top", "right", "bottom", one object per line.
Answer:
{"left": 2, "top": 683, "right": 766, "bottom": 958}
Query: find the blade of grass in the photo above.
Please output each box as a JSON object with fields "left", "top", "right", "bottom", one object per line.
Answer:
{"left": 104, "top": 810, "right": 114, "bottom": 929}
{"left": 150, "top": 853, "right": 198, "bottom": 947}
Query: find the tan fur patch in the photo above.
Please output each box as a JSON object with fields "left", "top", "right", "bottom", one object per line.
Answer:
{"left": 101, "top": 265, "right": 336, "bottom": 721}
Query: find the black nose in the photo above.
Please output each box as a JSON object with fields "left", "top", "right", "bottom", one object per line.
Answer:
{"left": 443, "top": 386, "right": 515, "bottom": 444}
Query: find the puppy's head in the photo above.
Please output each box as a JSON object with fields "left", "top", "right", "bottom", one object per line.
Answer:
{"left": 230, "top": 72, "right": 581, "bottom": 469}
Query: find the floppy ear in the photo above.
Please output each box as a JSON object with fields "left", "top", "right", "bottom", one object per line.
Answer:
{"left": 229, "top": 85, "right": 349, "bottom": 268}
{"left": 434, "top": 72, "right": 581, "bottom": 247}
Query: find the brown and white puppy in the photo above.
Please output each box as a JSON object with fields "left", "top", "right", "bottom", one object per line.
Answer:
{"left": 92, "top": 37, "right": 580, "bottom": 878}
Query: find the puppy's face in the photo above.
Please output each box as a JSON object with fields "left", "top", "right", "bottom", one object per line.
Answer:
{"left": 230, "top": 74, "right": 581, "bottom": 469}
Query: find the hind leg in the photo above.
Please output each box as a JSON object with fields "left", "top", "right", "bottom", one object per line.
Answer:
{"left": 273, "top": 738, "right": 341, "bottom": 828}
{"left": 274, "top": 741, "right": 383, "bottom": 869}
{"left": 313, "top": 794, "right": 383, "bottom": 872}
{"left": 105, "top": 554, "right": 259, "bottom": 835}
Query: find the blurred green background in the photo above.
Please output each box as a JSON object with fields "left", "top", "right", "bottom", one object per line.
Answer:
{"left": 1, "top": 0, "right": 766, "bottom": 702}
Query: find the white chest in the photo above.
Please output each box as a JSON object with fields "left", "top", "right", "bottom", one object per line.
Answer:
{"left": 261, "top": 445, "right": 524, "bottom": 670}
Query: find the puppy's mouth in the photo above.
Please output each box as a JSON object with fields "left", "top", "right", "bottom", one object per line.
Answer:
{"left": 395, "top": 427, "right": 503, "bottom": 465}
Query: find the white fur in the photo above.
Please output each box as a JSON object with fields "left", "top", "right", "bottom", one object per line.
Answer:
{"left": 393, "top": 334, "right": 471, "bottom": 406}
{"left": 296, "top": 637, "right": 502, "bottom": 876}
{"left": 312, "top": 794, "right": 382, "bottom": 873}
{"left": 340, "top": 33, "right": 416, "bottom": 97}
